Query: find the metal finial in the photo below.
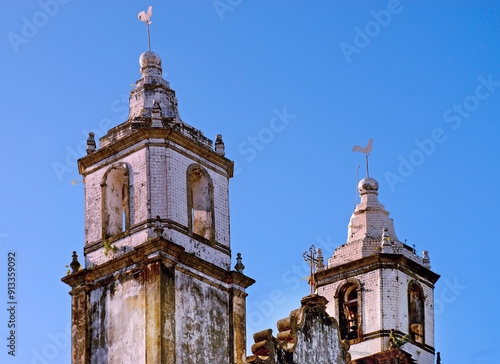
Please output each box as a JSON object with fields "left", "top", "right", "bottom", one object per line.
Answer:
{"left": 234, "top": 253, "right": 245, "bottom": 273}
{"left": 70, "top": 251, "right": 81, "bottom": 273}
{"left": 153, "top": 215, "right": 164, "bottom": 237}
{"left": 352, "top": 139, "right": 373, "bottom": 178}
{"left": 138, "top": 6, "right": 153, "bottom": 51}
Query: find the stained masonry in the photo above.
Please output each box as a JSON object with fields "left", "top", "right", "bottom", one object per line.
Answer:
{"left": 246, "top": 295, "right": 350, "bottom": 364}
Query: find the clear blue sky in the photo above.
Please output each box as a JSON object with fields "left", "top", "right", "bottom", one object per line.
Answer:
{"left": 1, "top": 1, "right": 499, "bottom": 363}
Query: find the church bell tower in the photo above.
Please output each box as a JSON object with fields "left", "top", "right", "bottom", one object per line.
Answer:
{"left": 62, "top": 50, "right": 254, "bottom": 364}
{"left": 316, "top": 177, "right": 440, "bottom": 364}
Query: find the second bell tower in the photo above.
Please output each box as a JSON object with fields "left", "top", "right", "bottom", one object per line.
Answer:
{"left": 317, "top": 177, "right": 439, "bottom": 364}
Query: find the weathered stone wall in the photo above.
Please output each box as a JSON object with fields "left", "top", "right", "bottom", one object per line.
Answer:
{"left": 164, "top": 145, "right": 230, "bottom": 248}
{"left": 292, "top": 312, "right": 348, "bottom": 364}
{"left": 64, "top": 237, "right": 253, "bottom": 364}
{"left": 85, "top": 230, "right": 148, "bottom": 267}
{"left": 389, "top": 269, "right": 435, "bottom": 364}
{"left": 175, "top": 270, "right": 230, "bottom": 363}
{"left": 232, "top": 290, "right": 248, "bottom": 364}
{"left": 84, "top": 145, "right": 149, "bottom": 245}
{"left": 88, "top": 272, "right": 147, "bottom": 363}
{"left": 246, "top": 295, "right": 349, "bottom": 364}
{"left": 70, "top": 287, "right": 88, "bottom": 364}
{"left": 148, "top": 144, "right": 168, "bottom": 221}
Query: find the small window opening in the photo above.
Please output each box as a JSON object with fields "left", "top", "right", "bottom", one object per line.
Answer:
{"left": 409, "top": 283, "right": 425, "bottom": 344}
{"left": 339, "top": 283, "right": 359, "bottom": 340}
{"left": 188, "top": 166, "right": 213, "bottom": 240}
{"left": 102, "top": 164, "right": 129, "bottom": 238}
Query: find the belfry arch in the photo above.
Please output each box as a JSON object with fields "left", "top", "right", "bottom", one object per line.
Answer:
{"left": 186, "top": 164, "right": 214, "bottom": 241}
{"left": 101, "top": 162, "right": 130, "bottom": 239}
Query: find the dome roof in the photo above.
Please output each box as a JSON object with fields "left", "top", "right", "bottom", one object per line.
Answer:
{"left": 358, "top": 177, "right": 379, "bottom": 195}
{"left": 139, "top": 51, "right": 162, "bottom": 75}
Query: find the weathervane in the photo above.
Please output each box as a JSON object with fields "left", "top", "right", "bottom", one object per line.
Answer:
{"left": 303, "top": 245, "right": 323, "bottom": 295}
{"left": 353, "top": 139, "right": 373, "bottom": 178}
{"left": 138, "top": 6, "right": 153, "bottom": 51}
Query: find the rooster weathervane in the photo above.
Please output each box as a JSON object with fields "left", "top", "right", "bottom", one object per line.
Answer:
{"left": 138, "top": 6, "right": 153, "bottom": 51}
{"left": 352, "top": 139, "right": 373, "bottom": 178}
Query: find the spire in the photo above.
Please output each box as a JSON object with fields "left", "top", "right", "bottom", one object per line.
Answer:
{"left": 328, "top": 176, "right": 431, "bottom": 268}
{"left": 128, "top": 51, "right": 181, "bottom": 122}
{"left": 97, "top": 49, "right": 213, "bottom": 152}
{"left": 347, "top": 177, "right": 399, "bottom": 246}
{"left": 328, "top": 176, "right": 399, "bottom": 266}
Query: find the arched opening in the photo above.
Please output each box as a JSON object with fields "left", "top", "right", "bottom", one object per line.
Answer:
{"left": 102, "top": 163, "right": 129, "bottom": 239}
{"left": 339, "top": 283, "right": 359, "bottom": 340}
{"left": 187, "top": 165, "right": 214, "bottom": 241}
{"left": 408, "top": 282, "right": 425, "bottom": 344}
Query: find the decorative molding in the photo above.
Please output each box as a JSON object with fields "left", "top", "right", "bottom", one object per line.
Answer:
{"left": 78, "top": 128, "right": 234, "bottom": 177}
{"left": 63, "top": 236, "right": 254, "bottom": 291}
{"left": 317, "top": 253, "right": 440, "bottom": 288}
{"left": 83, "top": 217, "right": 231, "bottom": 257}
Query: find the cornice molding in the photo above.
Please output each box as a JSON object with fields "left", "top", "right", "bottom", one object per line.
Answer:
{"left": 62, "top": 237, "right": 254, "bottom": 291}
{"left": 78, "top": 128, "right": 233, "bottom": 177}
{"left": 317, "top": 253, "right": 440, "bottom": 288}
